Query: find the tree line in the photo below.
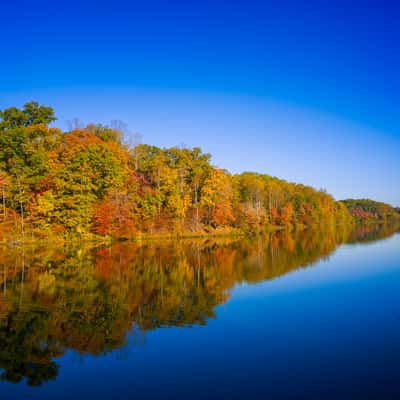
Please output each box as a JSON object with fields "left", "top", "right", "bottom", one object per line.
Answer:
{"left": 0, "top": 102, "right": 397, "bottom": 240}
{"left": 342, "top": 198, "right": 400, "bottom": 223}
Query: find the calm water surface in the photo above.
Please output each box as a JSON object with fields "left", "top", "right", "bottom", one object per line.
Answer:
{"left": 0, "top": 225, "right": 399, "bottom": 399}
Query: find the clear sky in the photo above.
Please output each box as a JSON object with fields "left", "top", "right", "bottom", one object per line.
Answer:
{"left": 1, "top": 0, "right": 399, "bottom": 205}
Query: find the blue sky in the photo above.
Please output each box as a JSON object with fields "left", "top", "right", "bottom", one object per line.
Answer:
{"left": 1, "top": 0, "right": 399, "bottom": 205}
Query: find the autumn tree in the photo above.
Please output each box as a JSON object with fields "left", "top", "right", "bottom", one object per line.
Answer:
{"left": 201, "top": 168, "right": 234, "bottom": 227}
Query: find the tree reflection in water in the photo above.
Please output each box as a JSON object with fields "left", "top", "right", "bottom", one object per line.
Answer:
{"left": 0, "top": 223, "right": 399, "bottom": 385}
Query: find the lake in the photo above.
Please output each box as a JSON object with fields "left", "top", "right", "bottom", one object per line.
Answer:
{"left": 0, "top": 224, "right": 399, "bottom": 399}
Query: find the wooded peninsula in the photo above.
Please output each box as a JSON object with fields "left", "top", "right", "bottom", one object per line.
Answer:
{"left": 0, "top": 102, "right": 399, "bottom": 241}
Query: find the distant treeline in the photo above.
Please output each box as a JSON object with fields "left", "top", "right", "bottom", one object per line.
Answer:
{"left": 0, "top": 102, "right": 398, "bottom": 239}
{"left": 342, "top": 199, "right": 400, "bottom": 223}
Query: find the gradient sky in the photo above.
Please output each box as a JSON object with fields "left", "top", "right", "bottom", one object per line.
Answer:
{"left": 1, "top": 0, "right": 399, "bottom": 205}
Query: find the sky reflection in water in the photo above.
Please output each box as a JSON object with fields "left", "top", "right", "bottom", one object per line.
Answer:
{"left": 0, "top": 224, "right": 399, "bottom": 399}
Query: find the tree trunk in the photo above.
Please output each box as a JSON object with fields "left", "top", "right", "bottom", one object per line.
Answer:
{"left": 2, "top": 188, "right": 5, "bottom": 221}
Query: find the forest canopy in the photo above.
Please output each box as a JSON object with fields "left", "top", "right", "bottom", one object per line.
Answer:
{"left": 0, "top": 102, "right": 398, "bottom": 240}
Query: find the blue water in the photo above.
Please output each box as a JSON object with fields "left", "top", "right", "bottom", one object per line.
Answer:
{"left": 1, "top": 232, "right": 399, "bottom": 399}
